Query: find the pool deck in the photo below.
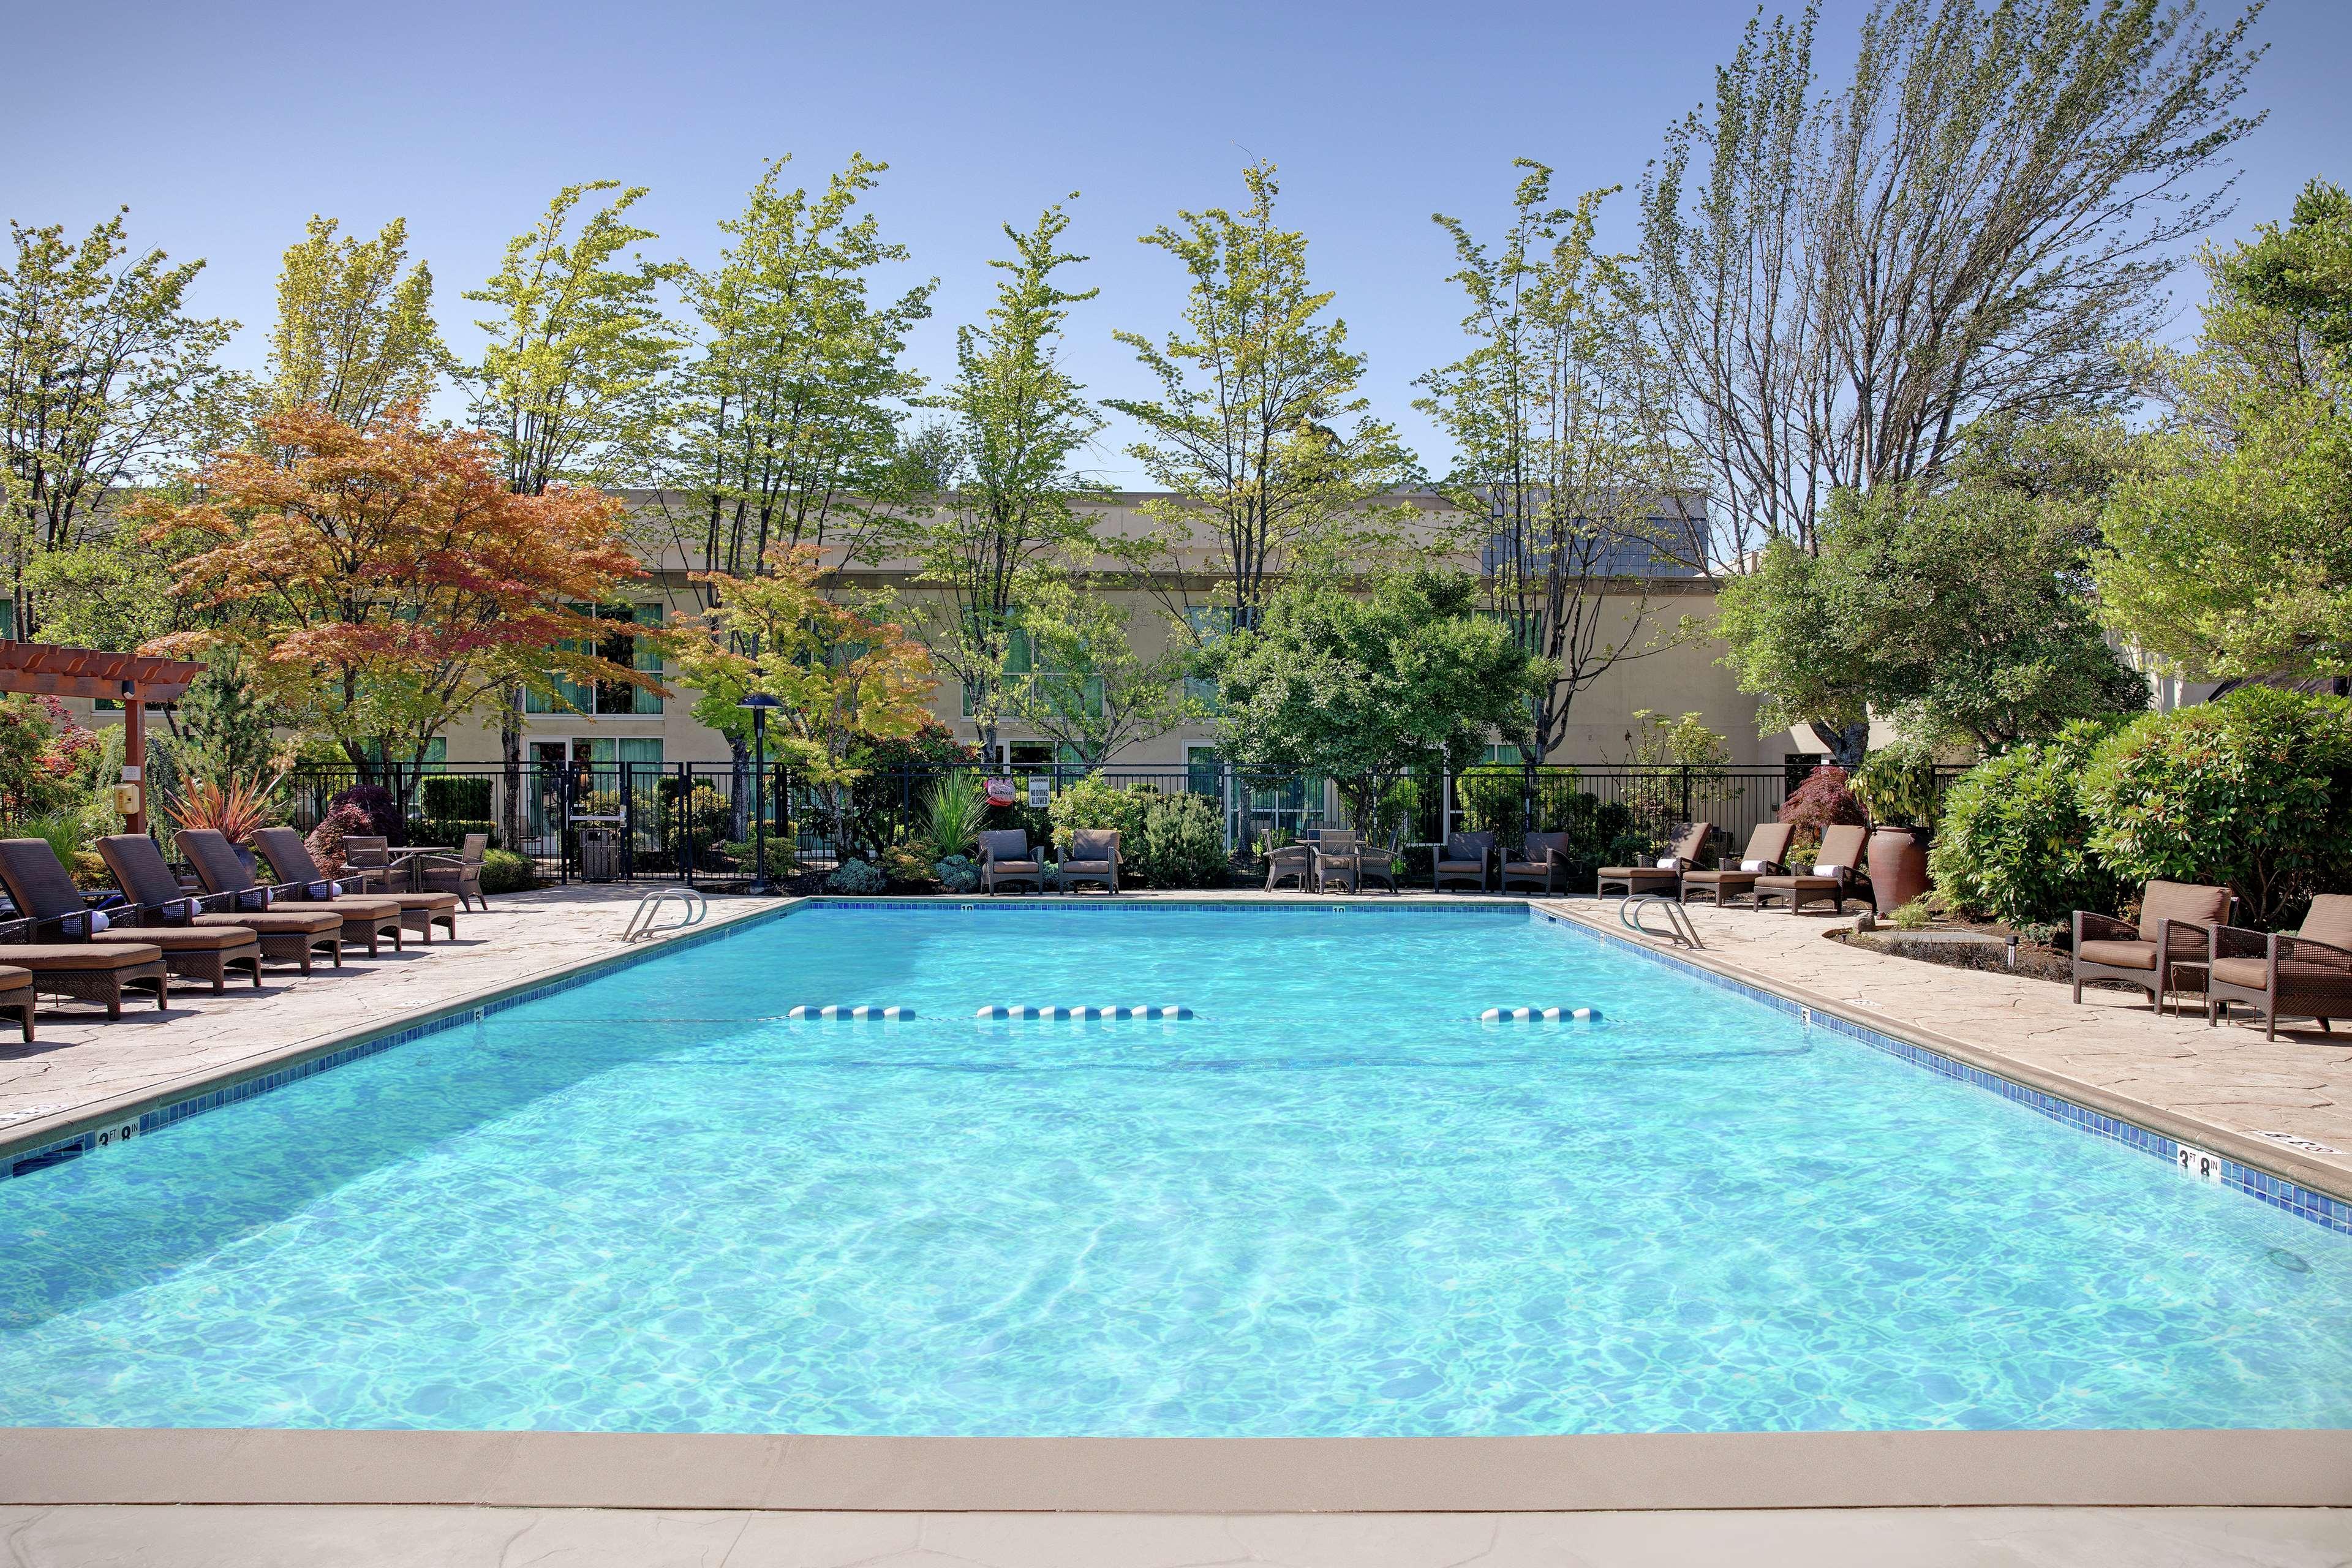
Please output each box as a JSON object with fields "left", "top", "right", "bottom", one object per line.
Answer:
{"left": 4, "top": 888, "right": 2351, "bottom": 1559}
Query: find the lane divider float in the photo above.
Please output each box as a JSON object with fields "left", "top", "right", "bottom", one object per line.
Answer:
{"left": 788, "top": 1005, "right": 914, "bottom": 1020}
{"left": 975, "top": 1005, "right": 1193, "bottom": 1020}
{"left": 1480, "top": 1006, "right": 1602, "bottom": 1022}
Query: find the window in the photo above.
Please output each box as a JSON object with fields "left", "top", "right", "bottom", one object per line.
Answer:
{"left": 1480, "top": 744, "right": 1524, "bottom": 767}
{"left": 363, "top": 737, "right": 448, "bottom": 771}
{"left": 525, "top": 605, "right": 663, "bottom": 716}
{"left": 1183, "top": 606, "right": 1233, "bottom": 709}
{"left": 965, "top": 623, "right": 1103, "bottom": 718}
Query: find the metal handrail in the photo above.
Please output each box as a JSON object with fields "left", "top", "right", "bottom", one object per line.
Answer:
{"left": 622, "top": 886, "right": 709, "bottom": 943}
{"left": 1620, "top": 894, "right": 1704, "bottom": 950}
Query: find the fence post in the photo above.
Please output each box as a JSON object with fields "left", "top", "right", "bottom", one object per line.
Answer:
{"left": 1681, "top": 764, "right": 1694, "bottom": 828}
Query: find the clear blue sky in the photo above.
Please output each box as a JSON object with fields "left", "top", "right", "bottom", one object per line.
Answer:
{"left": 12, "top": 0, "right": 2348, "bottom": 486}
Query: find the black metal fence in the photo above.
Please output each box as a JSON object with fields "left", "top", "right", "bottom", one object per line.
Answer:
{"left": 270, "top": 758, "right": 1970, "bottom": 889}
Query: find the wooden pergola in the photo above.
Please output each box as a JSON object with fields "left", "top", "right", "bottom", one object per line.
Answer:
{"left": 0, "top": 643, "right": 205, "bottom": 835}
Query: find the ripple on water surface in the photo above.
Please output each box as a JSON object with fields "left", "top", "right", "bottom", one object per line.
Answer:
{"left": 0, "top": 903, "right": 2345, "bottom": 1434}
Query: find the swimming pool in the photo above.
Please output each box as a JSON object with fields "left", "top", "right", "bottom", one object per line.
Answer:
{"left": 0, "top": 900, "right": 2345, "bottom": 1435}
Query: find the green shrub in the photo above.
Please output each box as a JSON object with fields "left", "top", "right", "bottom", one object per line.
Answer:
{"left": 826, "top": 858, "right": 888, "bottom": 894}
{"left": 1455, "top": 764, "right": 1526, "bottom": 840}
{"left": 2081, "top": 688, "right": 2352, "bottom": 928}
{"left": 918, "top": 775, "right": 986, "bottom": 864}
{"left": 934, "top": 854, "right": 980, "bottom": 893}
{"left": 658, "top": 780, "right": 734, "bottom": 843}
{"left": 720, "top": 838, "right": 796, "bottom": 880}
{"left": 420, "top": 775, "right": 492, "bottom": 820}
{"left": 1929, "top": 723, "right": 2124, "bottom": 927}
{"left": 1547, "top": 793, "right": 1634, "bottom": 870}
{"left": 1047, "top": 774, "right": 1155, "bottom": 857}
{"left": 1890, "top": 896, "right": 1934, "bottom": 930}
{"left": 1139, "top": 793, "right": 1229, "bottom": 888}
{"left": 1850, "top": 739, "right": 1939, "bottom": 827}
{"left": 479, "top": 848, "right": 538, "bottom": 894}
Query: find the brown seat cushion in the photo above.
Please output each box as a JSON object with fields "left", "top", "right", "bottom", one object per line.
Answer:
{"left": 1681, "top": 869, "right": 1757, "bottom": 883}
{"left": 1437, "top": 859, "right": 1485, "bottom": 872}
{"left": 990, "top": 861, "right": 1042, "bottom": 875}
{"left": 0, "top": 965, "right": 29, "bottom": 990}
{"left": 1757, "top": 873, "right": 1840, "bottom": 889}
{"left": 2138, "top": 881, "right": 2231, "bottom": 941}
{"left": 274, "top": 897, "right": 402, "bottom": 921}
{"left": 2213, "top": 955, "right": 2351, "bottom": 989}
{"left": 2, "top": 943, "right": 165, "bottom": 971}
{"left": 97, "top": 927, "right": 254, "bottom": 952}
{"left": 2078, "top": 939, "right": 2157, "bottom": 970}
{"left": 1599, "top": 865, "right": 1675, "bottom": 879}
{"left": 385, "top": 892, "right": 460, "bottom": 911}
{"left": 192, "top": 910, "right": 341, "bottom": 935}
{"left": 2297, "top": 895, "right": 2352, "bottom": 952}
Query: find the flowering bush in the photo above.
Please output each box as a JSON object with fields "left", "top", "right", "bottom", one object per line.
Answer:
{"left": 302, "top": 802, "right": 376, "bottom": 876}
{"left": 328, "top": 784, "right": 401, "bottom": 843}
{"left": 0, "top": 695, "right": 94, "bottom": 823}
{"left": 1777, "top": 765, "right": 1869, "bottom": 842}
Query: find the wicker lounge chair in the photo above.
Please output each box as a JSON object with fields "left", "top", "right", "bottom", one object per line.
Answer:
{"left": 179, "top": 829, "right": 404, "bottom": 957}
{"left": 1597, "top": 821, "right": 1712, "bottom": 900}
{"left": 2206, "top": 894, "right": 2352, "bottom": 1040}
{"left": 2071, "top": 880, "right": 2233, "bottom": 1014}
{"left": 1499, "top": 832, "right": 1574, "bottom": 895}
{"left": 99, "top": 834, "right": 342, "bottom": 974}
{"left": 1680, "top": 822, "right": 1798, "bottom": 908}
{"left": 256, "top": 827, "right": 459, "bottom": 944}
{"left": 1433, "top": 831, "right": 1497, "bottom": 892}
{"left": 1061, "top": 828, "right": 1120, "bottom": 895}
{"left": 0, "top": 965, "right": 32, "bottom": 1041}
{"left": 979, "top": 829, "right": 1046, "bottom": 895}
{"left": 0, "top": 837, "right": 260, "bottom": 994}
{"left": 414, "top": 833, "right": 489, "bottom": 910}
{"left": 1752, "top": 824, "right": 1871, "bottom": 914}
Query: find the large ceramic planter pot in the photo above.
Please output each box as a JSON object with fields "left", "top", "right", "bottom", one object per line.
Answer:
{"left": 1866, "top": 825, "right": 1930, "bottom": 915}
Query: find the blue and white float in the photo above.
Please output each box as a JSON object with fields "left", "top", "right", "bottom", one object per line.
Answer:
{"left": 787, "top": 1005, "right": 914, "bottom": 1020}
{"left": 1479, "top": 1005, "right": 1602, "bottom": 1022}
{"left": 974, "top": 1004, "right": 1193, "bottom": 1020}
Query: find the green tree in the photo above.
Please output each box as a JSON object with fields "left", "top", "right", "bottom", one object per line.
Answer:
{"left": 1641, "top": 0, "right": 2262, "bottom": 564}
{"left": 1108, "top": 162, "right": 1415, "bottom": 630}
{"left": 1719, "top": 418, "right": 2148, "bottom": 758}
{"left": 908, "top": 202, "right": 1106, "bottom": 756}
{"left": 172, "top": 644, "right": 281, "bottom": 790}
{"left": 265, "top": 215, "right": 446, "bottom": 431}
{"left": 468, "top": 180, "right": 682, "bottom": 848}
{"left": 1203, "top": 570, "right": 1553, "bottom": 834}
{"left": 2098, "top": 181, "right": 2352, "bottom": 691}
{"left": 1417, "top": 164, "right": 1697, "bottom": 783}
{"left": 1003, "top": 577, "right": 1194, "bottom": 769}
{"left": 0, "top": 210, "right": 237, "bottom": 635}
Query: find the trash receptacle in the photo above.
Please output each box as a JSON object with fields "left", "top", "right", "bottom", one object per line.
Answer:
{"left": 579, "top": 823, "right": 621, "bottom": 883}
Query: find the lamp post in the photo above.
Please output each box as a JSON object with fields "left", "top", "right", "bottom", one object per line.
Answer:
{"left": 737, "top": 693, "right": 782, "bottom": 895}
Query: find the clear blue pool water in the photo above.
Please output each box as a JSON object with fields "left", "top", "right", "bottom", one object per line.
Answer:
{"left": 1, "top": 902, "right": 2346, "bottom": 1435}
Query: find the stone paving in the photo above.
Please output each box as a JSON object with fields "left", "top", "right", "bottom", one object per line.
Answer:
{"left": 2, "top": 1503, "right": 2346, "bottom": 1567}
{"left": 0, "top": 886, "right": 774, "bottom": 1137}
{"left": 1548, "top": 897, "right": 2352, "bottom": 1196}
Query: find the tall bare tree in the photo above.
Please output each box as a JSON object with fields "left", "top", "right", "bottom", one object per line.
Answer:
{"left": 1641, "top": 0, "right": 2264, "bottom": 568}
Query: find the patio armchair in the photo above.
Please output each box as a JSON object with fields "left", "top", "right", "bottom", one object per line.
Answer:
{"left": 2207, "top": 894, "right": 2352, "bottom": 1041}
{"left": 0, "top": 965, "right": 32, "bottom": 1041}
{"left": 1433, "top": 831, "right": 1497, "bottom": 893}
{"left": 1314, "top": 829, "right": 1398, "bottom": 895}
{"left": 339, "top": 834, "right": 397, "bottom": 894}
{"left": 1752, "top": 824, "right": 1872, "bottom": 915}
{"left": 2071, "top": 880, "right": 2234, "bottom": 1015}
{"left": 1596, "top": 821, "right": 1713, "bottom": 900}
{"left": 413, "top": 832, "right": 490, "bottom": 911}
{"left": 1680, "top": 821, "right": 1798, "bottom": 908}
{"left": 979, "top": 829, "right": 1046, "bottom": 895}
{"left": 178, "top": 828, "right": 404, "bottom": 957}
{"left": 0, "top": 840, "right": 173, "bottom": 1017}
{"left": 1262, "top": 839, "right": 1317, "bottom": 892}
{"left": 1499, "top": 832, "right": 1574, "bottom": 896}
{"left": 1060, "top": 829, "right": 1120, "bottom": 895}
{"left": 0, "top": 837, "right": 256, "bottom": 996}
{"left": 255, "top": 827, "right": 459, "bottom": 946}
{"left": 99, "top": 834, "right": 342, "bottom": 975}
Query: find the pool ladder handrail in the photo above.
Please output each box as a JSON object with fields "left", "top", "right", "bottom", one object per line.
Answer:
{"left": 622, "top": 886, "right": 709, "bottom": 943}
{"left": 1620, "top": 894, "right": 1704, "bottom": 951}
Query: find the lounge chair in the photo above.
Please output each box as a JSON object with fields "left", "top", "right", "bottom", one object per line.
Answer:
{"left": 2072, "top": 880, "right": 2233, "bottom": 1014}
{"left": 2207, "top": 894, "right": 2352, "bottom": 1040}
{"left": 1680, "top": 822, "right": 1798, "bottom": 907}
{"left": 1433, "top": 831, "right": 1497, "bottom": 892}
{"left": 979, "top": 829, "right": 1046, "bottom": 895}
{"left": 178, "top": 828, "right": 405, "bottom": 956}
{"left": 0, "top": 843, "right": 170, "bottom": 1019}
{"left": 1597, "top": 821, "right": 1712, "bottom": 900}
{"left": 99, "top": 834, "right": 343, "bottom": 974}
{"left": 1499, "top": 832, "right": 1574, "bottom": 895}
{"left": 1263, "top": 840, "right": 1316, "bottom": 892}
{"left": 414, "top": 833, "right": 490, "bottom": 911}
{"left": 256, "top": 827, "right": 459, "bottom": 944}
{"left": 0, "top": 965, "right": 32, "bottom": 1041}
{"left": 1061, "top": 828, "right": 1120, "bottom": 895}
{"left": 1752, "top": 824, "right": 1872, "bottom": 914}
{"left": 0, "top": 837, "right": 260, "bottom": 994}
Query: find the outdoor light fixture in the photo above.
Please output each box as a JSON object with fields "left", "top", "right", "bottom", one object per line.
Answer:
{"left": 736, "top": 693, "right": 783, "bottom": 895}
